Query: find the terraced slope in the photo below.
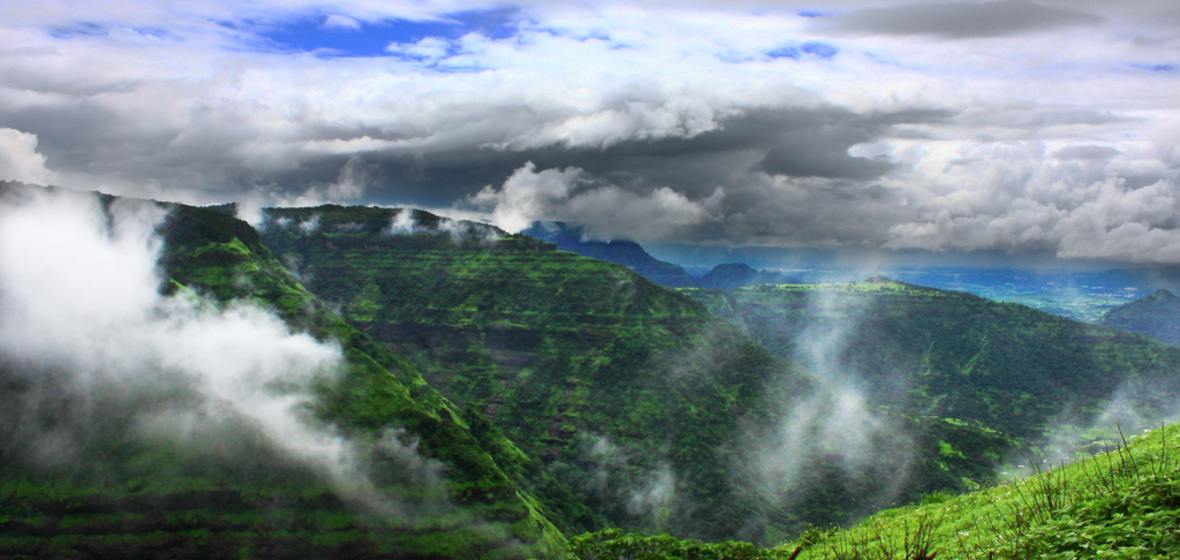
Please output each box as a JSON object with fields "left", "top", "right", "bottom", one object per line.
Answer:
{"left": 0, "top": 184, "right": 564, "bottom": 559}
{"left": 259, "top": 206, "right": 812, "bottom": 542}
{"left": 684, "top": 279, "right": 1180, "bottom": 473}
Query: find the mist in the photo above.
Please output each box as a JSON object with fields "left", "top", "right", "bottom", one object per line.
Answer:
{"left": 744, "top": 286, "right": 915, "bottom": 528}
{"left": 0, "top": 186, "right": 448, "bottom": 522}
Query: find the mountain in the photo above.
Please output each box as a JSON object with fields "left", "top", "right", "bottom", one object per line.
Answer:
{"left": 521, "top": 222, "right": 800, "bottom": 290}
{"left": 12, "top": 184, "right": 1180, "bottom": 555}
{"left": 1099, "top": 288, "right": 1180, "bottom": 346}
{"left": 697, "top": 263, "right": 800, "bottom": 290}
{"left": 682, "top": 278, "right": 1180, "bottom": 467}
{"left": 0, "top": 183, "right": 564, "bottom": 559}
{"left": 521, "top": 221, "right": 699, "bottom": 287}
{"left": 259, "top": 205, "right": 821, "bottom": 542}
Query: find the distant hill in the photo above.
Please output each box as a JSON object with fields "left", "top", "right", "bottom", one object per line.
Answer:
{"left": 521, "top": 222, "right": 797, "bottom": 290}
{"left": 521, "top": 221, "right": 698, "bottom": 287}
{"left": 697, "top": 263, "right": 799, "bottom": 290}
{"left": 682, "top": 278, "right": 1180, "bottom": 490}
{"left": 1099, "top": 288, "right": 1180, "bottom": 345}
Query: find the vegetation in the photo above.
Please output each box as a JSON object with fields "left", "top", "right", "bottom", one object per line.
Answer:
{"left": 1100, "top": 288, "right": 1180, "bottom": 346}
{"left": 0, "top": 188, "right": 564, "bottom": 559}
{"left": 259, "top": 205, "right": 820, "bottom": 542}
{"left": 566, "top": 422, "right": 1180, "bottom": 559}
{"left": 9, "top": 185, "right": 1180, "bottom": 558}
{"left": 680, "top": 278, "right": 1180, "bottom": 530}
{"left": 685, "top": 278, "right": 1180, "bottom": 441}
{"left": 258, "top": 208, "right": 1180, "bottom": 544}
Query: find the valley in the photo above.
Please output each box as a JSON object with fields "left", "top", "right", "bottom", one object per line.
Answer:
{"left": 4, "top": 183, "right": 1180, "bottom": 558}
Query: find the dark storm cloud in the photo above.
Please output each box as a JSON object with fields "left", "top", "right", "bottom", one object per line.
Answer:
{"left": 353, "top": 105, "right": 953, "bottom": 207}
{"left": 0, "top": 98, "right": 245, "bottom": 196}
{"left": 817, "top": 0, "right": 1104, "bottom": 39}
{"left": 8, "top": 0, "right": 1180, "bottom": 262}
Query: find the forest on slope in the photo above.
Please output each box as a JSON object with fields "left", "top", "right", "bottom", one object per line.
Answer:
{"left": 6, "top": 184, "right": 1180, "bottom": 558}
{"left": 0, "top": 183, "right": 562, "bottom": 559}
{"left": 259, "top": 205, "right": 814, "bottom": 542}
{"left": 257, "top": 205, "right": 1180, "bottom": 542}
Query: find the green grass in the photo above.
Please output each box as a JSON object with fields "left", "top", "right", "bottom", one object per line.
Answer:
{"left": 781, "top": 422, "right": 1180, "bottom": 559}
{"left": 566, "top": 422, "right": 1180, "bottom": 559}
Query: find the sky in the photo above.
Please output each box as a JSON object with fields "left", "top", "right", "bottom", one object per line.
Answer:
{"left": 2, "top": 0, "right": 1180, "bottom": 265}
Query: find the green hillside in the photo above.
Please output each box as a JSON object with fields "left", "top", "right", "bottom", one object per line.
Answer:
{"left": 12, "top": 187, "right": 1180, "bottom": 557}
{"left": 683, "top": 279, "right": 1180, "bottom": 486}
{"left": 571, "top": 421, "right": 1180, "bottom": 559}
{"left": 0, "top": 185, "right": 564, "bottom": 559}
{"left": 258, "top": 205, "right": 816, "bottom": 542}
{"left": 1100, "top": 288, "right": 1180, "bottom": 346}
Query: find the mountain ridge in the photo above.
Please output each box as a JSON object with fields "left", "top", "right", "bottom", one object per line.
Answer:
{"left": 521, "top": 221, "right": 798, "bottom": 290}
{"left": 1099, "top": 288, "right": 1180, "bottom": 346}
{"left": 0, "top": 182, "right": 565, "bottom": 559}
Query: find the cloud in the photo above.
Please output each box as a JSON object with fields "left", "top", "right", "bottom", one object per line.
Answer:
{"left": 1054, "top": 145, "right": 1121, "bottom": 160}
{"left": 0, "top": 128, "right": 56, "bottom": 185}
{"left": 236, "top": 155, "right": 371, "bottom": 224}
{"left": 323, "top": 14, "right": 362, "bottom": 31}
{"left": 817, "top": 0, "right": 1104, "bottom": 39}
{"left": 0, "top": 185, "right": 448, "bottom": 520}
{"left": 878, "top": 141, "right": 1180, "bottom": 262}
{"left": 387, "top": 36, "right": 453, "bottom": 61}
{"left": 468, "top": 161, "right": 722, "bottom": 241}
{"left": 3, "top": 1, "right": 1180, "bottom": 263}
{"left": 745, "top": 288, "right": 914, "bottom": 522}
{"left": 296, "top": 154, "right": 372, "bottom": 203}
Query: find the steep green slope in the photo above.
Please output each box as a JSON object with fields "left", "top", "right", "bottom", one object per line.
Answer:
{"left": 571, "top": 421, "right": 1180, "bottom": 560}
{"left": 1100, "top": 288, "right": 1180, "bottom": 346}
{"left": 258, "top": 206, "right": 812, "bottom": 542}
{"left": 784, "top": 422, "right": 1180, "bottom": 559}
{"left": 683, "top": 279, "right": 1180, "bottom": 484}
{"left": 0, "top": 185, "right": 564, "bottom": 559}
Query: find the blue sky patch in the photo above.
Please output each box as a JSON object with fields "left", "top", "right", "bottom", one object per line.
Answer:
{"left": 248, "top": 7, "right": 520, "bottom": 58}
{"left": 801, "top": 42, "right": 837, "bottom": 59}
{"left": 769, "top": 41, "right": 837, "bottom": 60}
{"left": 1131, "top": 63, "right": 1176, "bottom": 73}
{"left": 130, "top": 26, "right": 179, "bottom": 41}
{"left": 797, "top": 10, "right": 832, "bottom": 18}
{"left": 49, "top": 22, "right": 108, "bottom": 39}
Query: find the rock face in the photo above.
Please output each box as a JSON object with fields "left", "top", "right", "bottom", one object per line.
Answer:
{"left": 1100, "top": 289, "right": 1180, "bottom": 346}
